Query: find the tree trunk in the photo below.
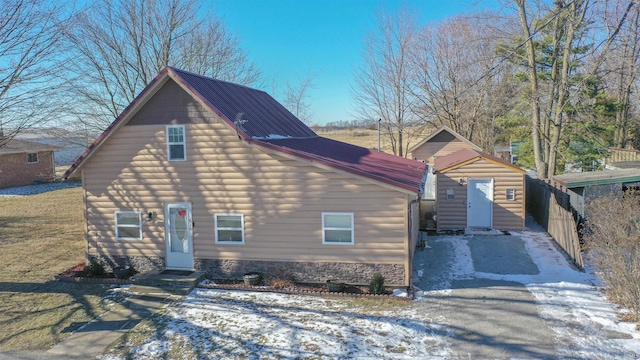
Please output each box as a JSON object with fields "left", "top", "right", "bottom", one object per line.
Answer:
{"left": 516, "top": 0, "right": 547, "bottom": 178}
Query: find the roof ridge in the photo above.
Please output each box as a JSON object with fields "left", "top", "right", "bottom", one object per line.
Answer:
{"left": 168, "top": 66, "right": 266, "bottom": 93}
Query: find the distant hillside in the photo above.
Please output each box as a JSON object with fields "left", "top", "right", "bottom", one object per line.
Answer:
{"left": 15, "top": 128, "right": 95, "bottom": 166}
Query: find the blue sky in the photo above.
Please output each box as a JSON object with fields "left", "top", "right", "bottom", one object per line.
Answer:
{"left": 212, "top": 0, "right": 499, "bottom": 125}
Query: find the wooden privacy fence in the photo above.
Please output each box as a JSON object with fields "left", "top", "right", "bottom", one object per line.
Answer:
{"left": 526, "top": 176, "right": 584, "bottom": 269}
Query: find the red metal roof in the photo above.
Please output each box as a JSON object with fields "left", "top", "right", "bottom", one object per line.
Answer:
{"left": 170, "top": 67, "right": 316, "bottom": 139}
{"left": 255, "top": 137, "right": 426, "bottom": 192}
{"left": 64, "top": 67, "right": 427, "bottom": 193}
{"left": 434, "top": 148, "right": 525, "bottom": 173}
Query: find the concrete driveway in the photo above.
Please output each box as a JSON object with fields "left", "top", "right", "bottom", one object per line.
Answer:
{"left": 412, "top": 226, "right": 639, "bottom": 359}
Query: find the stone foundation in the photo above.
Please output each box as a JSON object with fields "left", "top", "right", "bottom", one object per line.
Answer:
{"left": 88, "top": 254, "right": 164, "bottom": 274}
{"left": 194, "top": 259, "right": 406, "bottom": 286}
{"left": 87, "top": 255, "right": 407, "bottom": 286}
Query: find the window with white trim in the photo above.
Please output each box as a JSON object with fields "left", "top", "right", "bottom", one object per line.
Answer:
{"left": 115, "top": 211, "right": 142, "bottom": 240}
{"left": 27, "top": 153, "right": 38, "bottom": 164}
{"left": 322, "top": 212, "right": 354, "bottom": 245}
{"left": 215, "top": 214, "right": 244, "bottom": 244}
{"left": 166, "top": 125, "right": 186, "bottom": 161}
{"left": 446, "top": 189, "right": 455, "bottom": 200}
{"left": 506, "top": 189, "right": 516, "bottom": 201}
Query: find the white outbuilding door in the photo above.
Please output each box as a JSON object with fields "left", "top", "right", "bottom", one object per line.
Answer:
{"left": 467, "top": 179, "right": 493, "bottom": 228}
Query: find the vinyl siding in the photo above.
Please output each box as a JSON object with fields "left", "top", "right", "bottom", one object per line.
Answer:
{"left": 436, "top": 159, "right": 525, "bottom": 230}
{"left": 83, "top": 121, "right": 409, "bottom": 266}
{"left": 410, "top": 140, "right": 475, "bottom": 164}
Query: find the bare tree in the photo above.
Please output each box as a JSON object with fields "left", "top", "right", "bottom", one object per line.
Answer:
{"left": 282, "top": 68, "right": 318, "bottom": 125}
{"left": 351, "top": 7, "right": 422, "bottom": 157}
{"left": 63, "top": 0, "right": 261, "bottom": 131}
{"left": 0, "top": 0, "right": 70, "bottom": 146}
{"left": 596, "top": 1, "right": 640, "bottom": 148}
{"left": 410, "top": 13, "right": 514, "bottom": 151}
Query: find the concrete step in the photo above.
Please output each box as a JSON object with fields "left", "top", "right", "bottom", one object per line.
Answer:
{"left": 129, "top": 284, "right": 194, "bottom": 295}
{"left": 130, "top": 269, "right": 206, "bottom": 295}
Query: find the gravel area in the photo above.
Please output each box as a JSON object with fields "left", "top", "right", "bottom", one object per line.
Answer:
{"left": 0, "top": 180, "right": 81, "bottom": 198}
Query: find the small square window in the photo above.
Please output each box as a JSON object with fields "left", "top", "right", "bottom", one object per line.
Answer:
{"left": 322, "top": 212, "right": 354, "bottom": 245}
{"left": 115, "top": 211, "right": 142, "bottom": 240}
{"left": 27, "top": 153, "right": 38, "bottom": 163}
{"left": 167, "top": 125, "right": 186, "bottom": 161}
{"left": 446, "top": 189, "right": 455, "bottom": 200}
{"left": 506, "top": 189, "right": 516, "bottom": 201}
{"left": 215, "top": 214, "right": 244, "bottom": 244}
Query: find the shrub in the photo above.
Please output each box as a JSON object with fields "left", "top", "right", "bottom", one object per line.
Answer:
{"left": 369, "top": 273, "right": 385, "bottom": 295}
{"left": 85, "top": 260, "right": 107, "bottom": 278}
{"left": 583, "top": 190, "right": 640, "bottom": 323}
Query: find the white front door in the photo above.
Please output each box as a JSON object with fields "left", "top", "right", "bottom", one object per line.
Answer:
{"left": 467, "top": 179, "right": 493, "bottom": 228}
{"left": 165, "top": 202, "right": 194, "bottom": 270}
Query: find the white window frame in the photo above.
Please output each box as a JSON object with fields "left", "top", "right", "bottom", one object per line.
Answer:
{"left": 166, "top": 125, "right": 186, "bottom": 161}
{"left": 27, "top": 153, "right": 38, "bottom": 164}
{"left": 215, "top": 213, "right": 245, "bottom": 244}
{"left": 446, "top": 189, "right": 455, "bottom": 200}
{"left": 322, "top": 212, "right": 354, "bottom": 245}
{"left": 506, "top": 189, "right": 516, "bottom": 201}
{"left": 115, "top": 211, "right": 142, "bottom": 240}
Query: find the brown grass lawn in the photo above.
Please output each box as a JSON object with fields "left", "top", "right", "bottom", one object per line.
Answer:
{"left": 0, "top": 187, "right": 113, "bottom": 350}
{"left": 318, "top": 129, "right": 395, "bottom": 153}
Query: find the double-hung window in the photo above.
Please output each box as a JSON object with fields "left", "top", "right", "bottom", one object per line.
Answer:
{"left": 322, "top": 212, "right": 354, "bottom": 245}
{"left": 506, "top": 189, "right": 516, "bottom": 201}
{"left": 167, "top": 125, "right": 186, "bottom": 161}
{"left": 115, "top": 211, "right": 142, "bottom": 240}
{"left": 27, "top": 153, "right": 38, "bottom": 164}
{"left": 215, "top": 214, "right": 244, "bottom": 244}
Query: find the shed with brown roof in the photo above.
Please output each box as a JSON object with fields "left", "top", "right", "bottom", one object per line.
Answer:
{"left": 64, "top": 67, "right": 427, "bottom": 286}
{"left": 434, "top": 148, "right": 526, "bottom": 230}
{"left": 0, "top": 138, "right": 59, "bottom": 189}
{"left": 408, "top": 125, "right": 482, "bottom": 164}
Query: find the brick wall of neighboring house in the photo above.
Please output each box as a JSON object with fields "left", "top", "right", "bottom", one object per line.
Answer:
{"left": 0, "top": 151, "right": 55, "bottom": 189}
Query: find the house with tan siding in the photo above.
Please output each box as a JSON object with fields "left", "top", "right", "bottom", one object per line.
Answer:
{"left": 434, "top": 148, "right": 526, "bottom": 230}
{"left": 63, "top": 67, "right": 427, "bottom": 286}
{"left": 0, "top": 138, "right": 59, "bottom": 189}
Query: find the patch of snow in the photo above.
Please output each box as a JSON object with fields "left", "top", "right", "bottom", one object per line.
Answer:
{"left": 198, "top": 279, "right": 216, "bottom": 287}
{"left": 254, "top": 134, "right": 293, "bottom": 140}
{"left": 0, "top": 180, "right": 81, "bottom": 198}
{"left": 430, "top": 230, "right": 640, "bottom": 358}
{"left": 101, "top": 227, "right": 640, "bottom": 359}
{"left": 392, "top": 288, "right": 408, "bottom": 297}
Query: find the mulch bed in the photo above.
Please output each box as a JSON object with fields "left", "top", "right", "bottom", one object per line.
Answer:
{"left": 55, "top": 262, "right": 130, "bottom": 284}
{"left": 55, "top": 263, "right": 412, "bottom": 300}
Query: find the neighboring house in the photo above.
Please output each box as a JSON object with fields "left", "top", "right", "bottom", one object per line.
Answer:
{"left": 0, "top": 138, "right": 59, "bottom": 189}
{"left": 408, "top": 125, "right": 481, "bottom": 165}
{"left": 63, "top": 67, "right": 427, "bottom": 286}
{"left": 434, "top": 148, "right": 526, "bottom": 230}
{"left": 553, "top": 169, "right": 640, "bottom": 223}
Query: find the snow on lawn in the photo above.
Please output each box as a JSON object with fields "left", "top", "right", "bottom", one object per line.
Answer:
{"left": 424, "top": 228, "right": 640, "bottom": 359}
{"left": 103, "top": 291, "right": 450, "bottom": 359}
{"left": 102, "top": 225, "right": 640, "bottom": 359}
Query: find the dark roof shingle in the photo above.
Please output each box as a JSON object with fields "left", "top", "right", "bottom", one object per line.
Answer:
{"left": 435, "top": 148, "right": 524, "bottom": 173}
{"left": 0, "top": 138, "right": 60, "bottom": 155}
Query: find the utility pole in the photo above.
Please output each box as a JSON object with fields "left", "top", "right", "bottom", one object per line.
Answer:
{"left": 378, "top": 118, "right": 381, "bottom": 152}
